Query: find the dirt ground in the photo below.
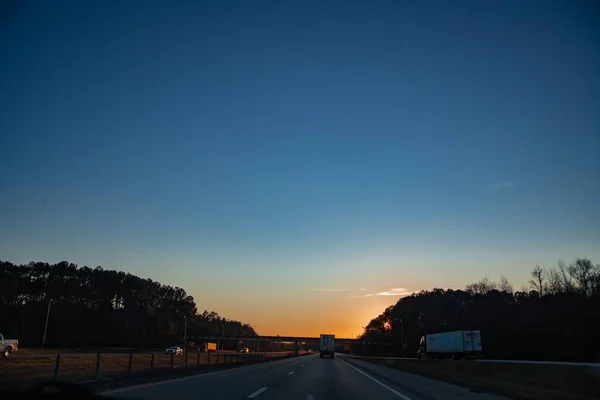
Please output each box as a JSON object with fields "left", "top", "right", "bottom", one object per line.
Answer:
{"left": 0, "top": 349, "right": 295, "bottom": 391}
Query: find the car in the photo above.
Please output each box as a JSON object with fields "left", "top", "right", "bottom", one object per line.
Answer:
{"left": 1, "top": 333, "right": 19, "bottom": 358}
{"left": 239, "top": 347, "right": 249, "bottom": 353}
{"left": 165, "top": 346, "right": 183, "bottom": 356}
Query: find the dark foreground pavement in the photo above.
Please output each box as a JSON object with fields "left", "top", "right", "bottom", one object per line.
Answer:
{"left": 104, "top": 354, "right": 508, "bottom": 400}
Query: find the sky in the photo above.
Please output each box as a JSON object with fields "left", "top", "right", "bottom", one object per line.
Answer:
{"left": 1, "top": 1, "right": 599, "bottom": 337}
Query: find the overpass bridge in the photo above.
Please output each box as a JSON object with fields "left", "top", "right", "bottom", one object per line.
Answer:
{"left": 188, "top": 335, "right": 391, "bottom": 345}
{"left": 187, "top": 335, "right": 394, "bottom": 354}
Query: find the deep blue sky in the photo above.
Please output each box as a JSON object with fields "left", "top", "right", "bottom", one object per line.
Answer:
{"left": 1, "top": 1, "right": 599, "bottom": 335}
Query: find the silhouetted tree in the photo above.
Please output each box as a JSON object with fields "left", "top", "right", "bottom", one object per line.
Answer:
{"left": 361, "top": 258, "right": 600, "bottom": 361}
{"left": 528, "top": 265, "right": 545, "bottom": 296}
{"left": 0, "top": 261, "right": 257, "bottom": 348}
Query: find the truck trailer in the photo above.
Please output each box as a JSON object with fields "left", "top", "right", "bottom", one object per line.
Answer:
{"left": 319, "top": 334, "right": 335, "bottom": 358}
{"left": 199, "top": 342, "right": 217, "bottom": 352}
{"left": 417, "top": 330, "right": 482, "bottom": 359}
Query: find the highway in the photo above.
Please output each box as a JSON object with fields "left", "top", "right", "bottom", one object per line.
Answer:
{"left": 103, "top": 354, "right": 507, "bottom": 400}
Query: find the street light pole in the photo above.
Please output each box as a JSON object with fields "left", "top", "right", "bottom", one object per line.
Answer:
{"left": 41, "top": 299, "right": 52, "bottom": 348}
{"left": 399, "top": 319, "right": 405, "bottom": 357}
{"left": 221, "top": 324, "right": 225, "bottom": 350}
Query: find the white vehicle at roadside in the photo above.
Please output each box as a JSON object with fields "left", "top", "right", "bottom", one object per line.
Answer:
{"left": 1, "top": 333, "right": 19, "bottom": 358}
{"left": 165, "top": 346, "right": 183, "bottom": 356}
{"left": 417, "top": 330, "right": 482, "bottom": 359}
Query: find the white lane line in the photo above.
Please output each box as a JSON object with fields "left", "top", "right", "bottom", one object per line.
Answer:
{"left": 288, "top": 371, "right": 295, "bottom": 375}
{"left": 337, "top": 357, "right": 413, "bottom": 400}
{"left": 247, "top": 387, "right": 269, "bottom": 398}
{"left": 301, "top": 364, "right": 305, "bottom": 367}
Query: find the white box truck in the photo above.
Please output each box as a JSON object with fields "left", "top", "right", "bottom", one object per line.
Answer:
{"left": 417, "top": 330, "right": 482, "bottom": 359}
{"left": 319, "top": 334, "right": 335, "bottom": 358}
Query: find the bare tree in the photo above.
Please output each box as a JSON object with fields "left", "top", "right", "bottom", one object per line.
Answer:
{"left": 546, "top": 268, "right": 564, "bottom": 294}
{"left": 465, "top": 276, "right": 498, "bottom": 294}
{"left": 518, "top": 284, "right": 529, "bottom": 293}
{"left": 592, "top": 265, "right": 600, "bottom": 296}
{"left": 499, "top": 275, "right": 513, "bottom": 293}
{"left": 528, "top": 265, "right": 545, "bottom": 296}
{"left": 568, "top": 258, "right": 597, "bottom": 296}
{"left": 558, "top": 260, "right": 574, "bottom": 293}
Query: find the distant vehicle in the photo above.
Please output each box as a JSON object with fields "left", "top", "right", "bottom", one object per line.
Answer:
{"left": 417, "top": 330, "right": 482, "bottom": 359}
{"left": 165, "top": 346, "right": 183, "bottom": 356}
{"left": 239, "top": 347, "right": 249, "bottom": 353}
{"left": 0, "top": 333, "right": 19, "bottom": 358}
{"left": 178, "top": 340, "right": 197, "bottom": 350}
{"left": 319, "top": 334, "right": 335, "bottom": 358}
{"left": 199, "top": 342, "right": 217, "bottom": 352}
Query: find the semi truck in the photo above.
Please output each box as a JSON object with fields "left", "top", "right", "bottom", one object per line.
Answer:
{"left": 319, "top": 334, "right": 335, "bottom": 358}
{"left": 417, "top": 330, "right": 482, "bottom": 359}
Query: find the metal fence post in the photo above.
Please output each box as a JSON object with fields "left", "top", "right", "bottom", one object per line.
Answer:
{"left": 197, "top": 351, "right": 200, "bottom": 366}
{"left": 53, "top": 354, "right": 61, "bottom": 379}
{"left": 95, "top": 353, "right": 101, "bottom": 380}
{"left": 170, "top": 353, "right": 174, "bottom": 368}
{"left": 216, "top": 352, "right": 220, "bottom": 364}
{"left": 128, "top": 353, "right": 133, "bottom": 374}
{"left": 207, "top": 352, "right": 211, "bottom": 365}
{"left": 184, "top": 352, "right": 188, "bottom": 368}
{"left": 150, "top": 353, "right": 155, "bottom": 369}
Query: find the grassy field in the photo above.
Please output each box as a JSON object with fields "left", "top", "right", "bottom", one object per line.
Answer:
{"left": 363, "top": 358, "right": 600, "bottom": 400}
{"left": 0, "top": 349, "right": 298, "bottom": 391}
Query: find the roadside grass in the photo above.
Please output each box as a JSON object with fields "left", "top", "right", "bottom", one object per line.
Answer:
{"left": 0, "top": 349, "right": 305, "bottom": 392}
{"left": 364, "top": 358, "right": 600, "bottom": 400}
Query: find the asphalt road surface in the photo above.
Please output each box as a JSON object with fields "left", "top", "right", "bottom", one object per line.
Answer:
{"left": 104, "top": 354, "right": 508, "bottom": 400}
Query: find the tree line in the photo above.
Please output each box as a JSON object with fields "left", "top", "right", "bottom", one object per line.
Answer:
{"left": 0, "top": 261, "right": 257, "bottom": 348}
{"left": 360, "top": 258, "right": 600, "bottom": 361}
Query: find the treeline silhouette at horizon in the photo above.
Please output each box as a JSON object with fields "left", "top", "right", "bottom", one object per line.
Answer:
{"left": 360, "top": 258, "right": 600, "bottom": 361}
{"left": 0, "top": 260, "right": 257, "bottom": 349}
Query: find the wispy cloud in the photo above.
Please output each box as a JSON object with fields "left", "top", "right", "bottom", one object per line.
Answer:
{"left": 350, "top": 288, "right": 413, "bottom": 298}
{"left": 376, "top": 288, "right": 412, "bottom": 296}
{"left": 350, "top": 293, "right": 375, "bottom": 298}
{"left": 487, "top": 181, "right": 517, "bottom": 191}
{"left": 307, "top": 288, "right": 371, "bottom": 293}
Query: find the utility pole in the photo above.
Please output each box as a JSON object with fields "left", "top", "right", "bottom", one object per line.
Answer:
{"left": 41, "top": 299, "right": 52, "bottom": 348}
{"left": 183, "top": 316, "right": 187, "bottom": 342}
{"left": 221, "top": 324, "right": 225, "bottom": 350}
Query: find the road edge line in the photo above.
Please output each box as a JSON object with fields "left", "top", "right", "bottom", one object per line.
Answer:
{"left": 99, "top": 354, "right": 314, "bottom": 395}
{"left": 247, "top": 387, "right": 268, "bottom": 398}
{"left": 337, "top": 357, "right": 413, "bottom": 400}
{"left": 99, "top": 368, "right": 233, "bottom": 395}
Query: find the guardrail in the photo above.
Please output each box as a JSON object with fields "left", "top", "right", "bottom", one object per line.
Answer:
{"left": 0, "top": 351, "right": 308, "bottom": 387}
{"left": 342, "top": 354, "right": 600, "bottom": 367}
{"left": 476, "top": 359, "right": 600, "bottom": 367}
